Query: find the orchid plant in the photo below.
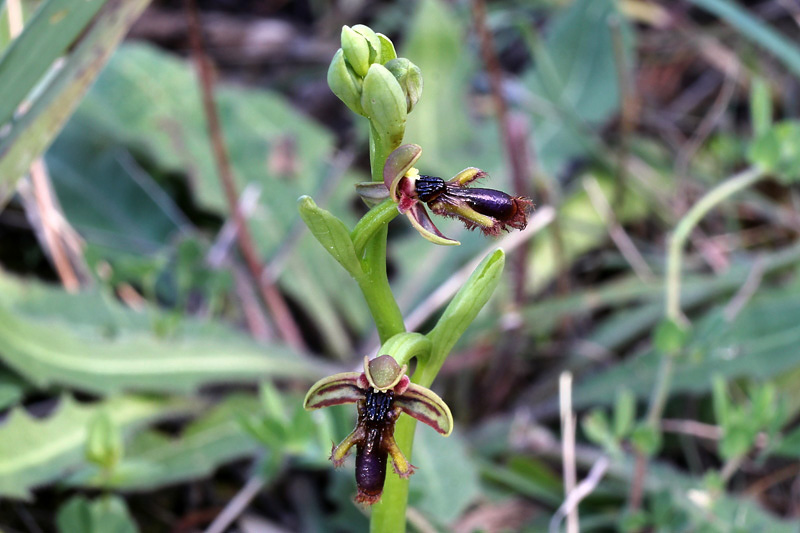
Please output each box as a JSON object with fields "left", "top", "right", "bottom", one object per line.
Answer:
{"left": 298, "top": 24, "right": 531, "bottom": 532}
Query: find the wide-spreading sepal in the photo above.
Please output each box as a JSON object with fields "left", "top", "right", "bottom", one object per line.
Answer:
{"left": 304, "top": 372, "right": 364, "bottom": 410}
{"left": 394, "top": 383, "right": 453, "bottom": 436}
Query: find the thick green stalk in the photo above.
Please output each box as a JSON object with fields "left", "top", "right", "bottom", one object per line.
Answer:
{"left": 357, "top": 224, "right": 405, "bottom": 344}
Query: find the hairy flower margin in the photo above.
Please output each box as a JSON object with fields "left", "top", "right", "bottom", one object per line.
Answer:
{"left": 304, "top": 355, "right": 452, "bottom": 505}
{"left": 358, "top": 144, "right": 534, "bottom": 245}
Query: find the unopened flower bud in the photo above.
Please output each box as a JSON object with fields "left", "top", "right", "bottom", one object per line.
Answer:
{"left": 351, "top": 24, "right": 382, "bottom": 64}
{"left": 328, "top": 48, "right": 364, "bottom": 116}
{"left": 385, "top": 58, "right": 423, "bottom": 113}
{"left": 361, "top": 63, "right": 407, "bottom": 149}
{"left": 341, "top": 25, "right": 371, "bottom": 77}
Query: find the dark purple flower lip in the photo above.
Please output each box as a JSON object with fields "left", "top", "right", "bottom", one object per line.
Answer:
{"left": 381, "top": 144, "right": 534, "bottom": 244}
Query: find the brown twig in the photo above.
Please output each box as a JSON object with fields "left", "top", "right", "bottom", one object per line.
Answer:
{"left": 473, "top": 0, "right": 534, "bottom": 305}
{"left": 185, "top": 0, "right": 305, "bottom": 351}
{"left": 8, "top": 0, "right": 85, "bottom": 293}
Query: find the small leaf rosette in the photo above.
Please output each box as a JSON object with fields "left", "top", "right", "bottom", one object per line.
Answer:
{"left": 304, "top": 355, "right": 452, "bottom": 505}
{"left": 364, "top": 144, "right": 534, "bottom": 245}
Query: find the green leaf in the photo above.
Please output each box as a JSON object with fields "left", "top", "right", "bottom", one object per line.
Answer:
{"left": 0, "top": 0, "right": 151, "bottom": 203}
{"left": 575, "top": 287, "right": 800, "bottom": 407}
{"left": 85, "top": 411, "right": 123, "bottom": 470}
{"left": 688, "top": 0, "right": 800, "bottom": 78}
{"left": 523, "top": 0, "right": 633, "bottom": 175}
{"left": 423, "top": 249, "right": 505, "bottom": 382}
{"left": 45, "top": 116, "right": 186, "bottom": 253}
{"left": 67, "top": 395, "right": 269, "bottom": 491}
{"left": 0, "top": 0, "right": 108, "bottom": 127}
{"left": 711, "top": 375, "right": 730, "bottom": 428}
{"left": 0, "top": 395, "right": 184, "bottom": 499}
{"left": 582, "top": 408, "right": 619, "bottom": 455}
{"left": 0, "top": 368, "right": 27, "bottom": 410}
{"left": 750, "top": 77, "right": 772, "bottom": 137}
{"left": 653, "top": 318, "right": 689, "bottom": 355}
{"left": 297, "top": 195, "right": 363, "bottom": 279}
{"left": 613, "top": 389, "right": 636, "bottom": 439}
{"left": 56, "top": 495, "right": 138, "bottom": 533}
{"left": 630, "top": 422, "right": 662, "bottom": 457}
{"left": 747, "top": 121, "right": 800, "bottom": 183}
{"left": 0, "top": 271, "right": 329, "bottom": 394}
{"left": 408, "top": 428, "right": 480, "bottom": 525}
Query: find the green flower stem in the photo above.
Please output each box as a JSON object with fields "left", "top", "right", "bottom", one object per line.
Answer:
{"left": 357, "top": 225, "right": 405, "bottom": 345}
{"left": 351, "top": 199, "right": 399, "bottom": 257}
{"left": 649, "top": 166, "right": 764, "bottom": 424}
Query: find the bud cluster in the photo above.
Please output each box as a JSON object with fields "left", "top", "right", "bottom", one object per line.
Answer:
{"left": 328, "top": 26, "right": 423, "bottom": 149}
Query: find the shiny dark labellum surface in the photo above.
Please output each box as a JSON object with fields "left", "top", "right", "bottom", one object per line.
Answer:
{"left": 355, "top": 389, "right": 396, "bottom": 503}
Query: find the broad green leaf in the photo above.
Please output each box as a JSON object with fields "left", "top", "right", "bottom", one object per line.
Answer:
{"left": 0, "top": 0, "right": 151, "bottom": 202}
{"left": 56, "top": 495, "right": 137, "bottom": 533}
{"left": 0, "top": 0, "right": 108, "bottom": 127}
{"left": 0, "top": 395, "right": 184, "bottom": 499}
{"left": 524, "top": 0, "right": 633, "bottom": 176}
{"left": 45, "top": 116, "right": 186, "bottom": 253}
{"left": 297, "top": 195, "right": 363, "bottom": 279}
{"left": 68, "top": 395, "right": 261, "bottom": 491}
{"left": 64, "top": 43, "right": 367, "bottom": 355}
{"left": 0, "top": 271, "right": 330, "bottom": 394}
{"left": 0, "top": 367, "right": 26, "bottom": 410}
{"left": 688, "top": 0, "right": 800, "bottom": 78}
{"left": 478, "top": 455, "right": 563, "bottom": 506}
{"left": 423, "top": 249, "right": 504, "bottom": 383}
{"left": 408, "top": 428, "right": 480, "bottom": 525}
{"left": 575, "top": 288, "right": 800, "bottom": 407}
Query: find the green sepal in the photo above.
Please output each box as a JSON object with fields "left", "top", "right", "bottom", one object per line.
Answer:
{"left": 303, "top": 372, "right": 363, "bottom": 410}
{"left": 377, "top": 33, "right": 397, "bottom": 63}
{"left": 361, "top": 63, "right": 407, "bottom": 151}
{"left": 341, "top": 25, "right": 371, "bottom": 77}
{"left": 385, "top": 58, "right": 423, "bottom": 113}
{"left": 297, "top": 195, "right": 364, "bottom": 279}
{"left": 351, "top": 24, "right": 381, "bottom": 64}
{"left": 327, "top": 48, "right": 364, "bottom": 116}
{"left": 424, "top": 250, "right": 505, "bottom": 380}
{"left": 395, "top": 383, "right": 453, "bottom": 436}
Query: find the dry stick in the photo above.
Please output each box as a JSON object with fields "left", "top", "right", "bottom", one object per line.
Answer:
{"left": 549, "top": 456, "right": 610, "bottom": 533}
{"left": 583, "top": 176, "right": 654, "bottom": 282}
{"left": 185, "top": 0, "right": 305, "bottom": 351}
{"left": 206, "top": 184, "right": 274, "bottom": 341}
{"left": 558, "top": 372, "right": 579, "bottom": 533}
{"left": 473, "top": 0, "right": 534, "bottom": 305}
{"left": 204, "top": 476, "right": 266, "bottom": 533}
{"left": 7, "top": 0, "right": 83, "bottom": 292}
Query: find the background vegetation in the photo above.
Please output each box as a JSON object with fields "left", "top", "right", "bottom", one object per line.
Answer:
{"left": 0, "top": 0, "right": 799, "bottom": 531}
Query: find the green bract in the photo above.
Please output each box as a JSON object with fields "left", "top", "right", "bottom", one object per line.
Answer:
{"left": 385, "top": 58, "right": 423, "bottom": 113}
